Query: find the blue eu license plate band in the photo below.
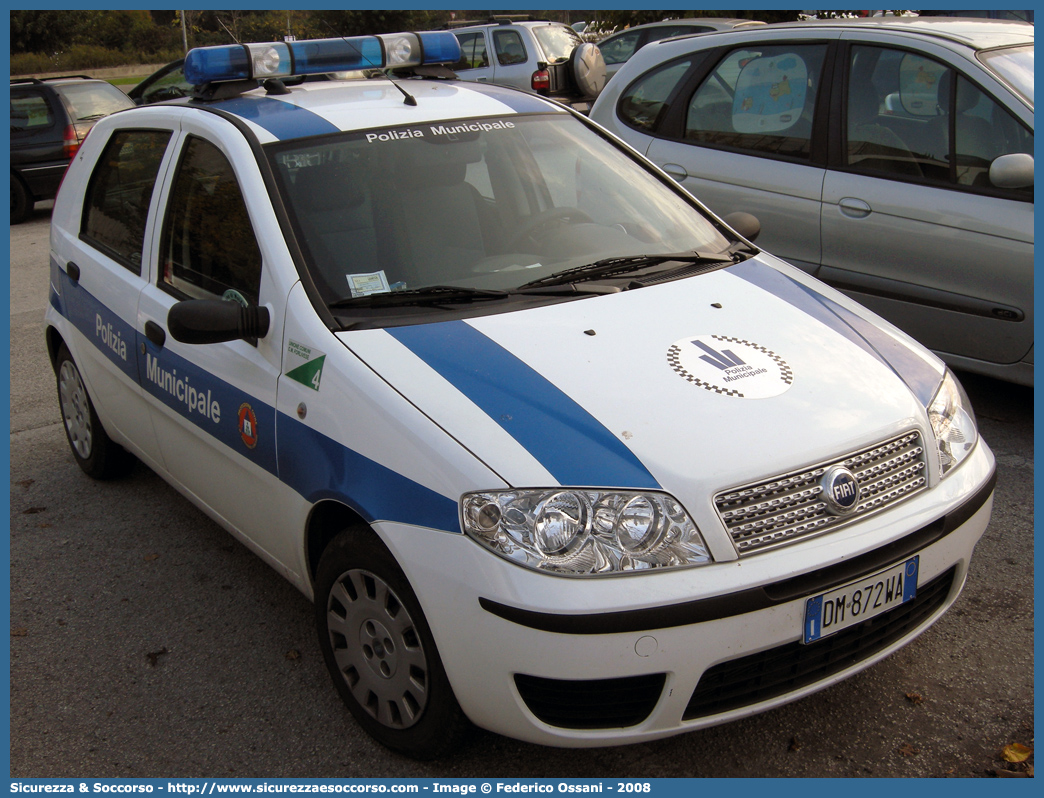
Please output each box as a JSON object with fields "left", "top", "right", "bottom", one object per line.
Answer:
{"left": 802, "top": 556, "right": 919, "bottom": 644}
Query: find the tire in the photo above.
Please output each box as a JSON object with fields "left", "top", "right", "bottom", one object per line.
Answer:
{"left": 55, "top": 344, "right": 133, "bottom": 479}
{"left": 315, "top": 528, "right": 470, "bottom": 759}
{"left": 11, "top": 174, "right": 31, "bottom": 225}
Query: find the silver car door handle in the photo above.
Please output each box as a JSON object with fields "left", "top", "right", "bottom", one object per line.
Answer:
{"left": 838, "top": 197, "right": 872, "bottom": 218}
{"left": 661, "top": 163, "right": 688, "bottom": 182}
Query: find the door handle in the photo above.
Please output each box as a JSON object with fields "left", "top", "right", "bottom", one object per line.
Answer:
{"left": 661, "top": 163, "right": 688, "bottom": 182}
{"left": 144, "top": 320, "right": 166, "bottom": 348}
{"left": 838, "top": 198, "right": 872, "bottom": 218}
{"left": 66, "top": 262, "right": 80, "bottom": 284}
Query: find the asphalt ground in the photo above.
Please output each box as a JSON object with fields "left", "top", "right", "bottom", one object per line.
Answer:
{"left": 9, "top": 204, "right": 1034, "bottom": 778}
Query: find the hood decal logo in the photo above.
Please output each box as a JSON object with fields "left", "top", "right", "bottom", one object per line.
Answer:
{"left": 668, "top": 335, "right": 793, "bottom": 399}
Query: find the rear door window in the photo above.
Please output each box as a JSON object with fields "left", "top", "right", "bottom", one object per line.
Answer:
{"left": 81, "top": 129, "right": 172, "bottom": 274}
{"left": 11, "top": 90, "right": 56, "bottom": 133}
{"left": 685, "top": 44, "right": 828, "bottom": 159}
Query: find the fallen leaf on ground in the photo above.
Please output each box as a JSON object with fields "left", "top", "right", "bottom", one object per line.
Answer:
{"left": 286, "top": 649, "right": 301, "bottom": 661}
{"left": 897, "top": 744, "right": 920, "bottom": 757}
{"left": 905, "top": 692, "right": 923, "bottom": 704}
{"left": 22, "top": 507, "right": 46, "bottom": 515}
{"left": 1002, "top": 743, "right": 1033, "bottom": 763}
{"left": 11, "top": 628, "right": 27, "bottom": 637}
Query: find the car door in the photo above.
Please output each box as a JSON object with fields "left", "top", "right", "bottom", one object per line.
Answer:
{"left": 644, "top": 36, "right": 836, "bottom": 274}
{"left": 50, "top": 122, "right": 175, "bottom": 467}
{"left": 135, "top": 115, "right": 296, "bottom": 574}
{"left": 451, "top": 29, "right": 495, "bottom": 83}
{"left": 819, "top": 37, "right": 1034, "bottom": 368}
{"left": 10, "top": 84, "right": 66, "bottom": 200}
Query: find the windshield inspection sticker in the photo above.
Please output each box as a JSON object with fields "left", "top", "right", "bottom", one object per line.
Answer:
{"left": 285, "top": 340, "right": 326, "bottom": 392}
{"left": 668, "top": 334, "right": 793, "bottom": 398}
{"left": 348, "top": 271, "right": 391, "bottom": 297}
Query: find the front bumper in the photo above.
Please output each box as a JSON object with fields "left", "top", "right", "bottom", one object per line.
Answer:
{"left": 378, "top": 441, "right": 995, "bottom": 747}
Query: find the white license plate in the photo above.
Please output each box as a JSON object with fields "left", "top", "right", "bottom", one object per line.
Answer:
{"left": 802, "top": 557, "right": 919, "bottom": 644}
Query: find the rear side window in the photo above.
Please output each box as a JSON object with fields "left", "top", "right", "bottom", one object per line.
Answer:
{"left": 160, "top": 136, "right": 262, "bottom": 306}
{"left": 81, "top": 129, "right": 171, "bottom": 274}
{"left": 618, "top": 58, "right": 695, "bottom": 132}
{"left": 493, "top": 30, "right": 527, "bottom": 66}
{"left": 685, "top": 44, "right": 828, "bottom": 159}
{"left": 10, "top": 91, "right": 55, "bottom": 133}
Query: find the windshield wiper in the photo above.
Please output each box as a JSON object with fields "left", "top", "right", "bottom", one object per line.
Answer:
{"left": 327, "top": 282, "right": 610, "bottom": 311}
{"left": 328, "top": 285, "right": 511, "bottom": 309}
{"left": 518, "top": 251, "right": 735, "bottom": 289}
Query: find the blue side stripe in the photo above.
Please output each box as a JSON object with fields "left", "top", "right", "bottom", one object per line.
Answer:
{"left": 278, "top": 416, "right": 461, "bottom": 533}
{"left": 731, "top": 260, "right": 941, "bottom": 405}
{"left": 52, "top": 273, "right": 458, "bottom": 531}
{"left": 388, "top": 320, "right": 661, "bottom": 490}
{"left": 215, "top": 96, "right": 341, "bottom": 140}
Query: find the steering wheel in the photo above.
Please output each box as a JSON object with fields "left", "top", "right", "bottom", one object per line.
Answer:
{"left": 507, "top": 207, "right": 595, "bottom": 251}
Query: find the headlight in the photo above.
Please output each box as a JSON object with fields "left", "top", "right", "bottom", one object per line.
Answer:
{"left": 927, "top": 370, "right": 978, "bottom": 478}
{"left": 461, "top": 489, "right": 712, "bottom": 576}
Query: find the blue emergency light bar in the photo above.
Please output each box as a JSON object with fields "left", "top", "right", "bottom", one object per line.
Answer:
{"left": 184, "top": 31, "right": 462, "bottom": 85}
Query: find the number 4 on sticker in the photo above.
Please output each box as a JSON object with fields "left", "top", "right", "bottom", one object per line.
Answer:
{"left": 286, "top": 355, "right": 326, "bottom": 392}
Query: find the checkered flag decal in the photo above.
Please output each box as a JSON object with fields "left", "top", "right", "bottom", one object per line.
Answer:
{"left": 668, "top": 335, "right": 793, "bottom": 398}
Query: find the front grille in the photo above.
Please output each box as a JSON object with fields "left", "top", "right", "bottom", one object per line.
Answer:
{"left": 683, "top": 566, "right": 955, "bottom": 720}
{"left": 715, "top": 431, "right": 928, "bottom": 555}
{"left": 514, "top": 673, "right": 666, "bottom": 729}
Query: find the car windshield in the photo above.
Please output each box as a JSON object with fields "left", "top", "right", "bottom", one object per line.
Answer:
{"left": 531, "top": 24, "right": 584, "bottom": 63}
{"left": 55, "top": 81, "right": 135, "bottom": 120}
{"left": 267, "top": 112, "right": 733, "bottom": 313}
{"left": 979, "top": 45, "right": 1034, "bottom": 106}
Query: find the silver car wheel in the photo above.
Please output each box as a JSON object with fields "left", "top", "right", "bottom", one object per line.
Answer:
{"left": 59, "top": 359, "right": 93, "bottom": 460}
{"left": 326, "top": 568, "right": 429, "bottom": 730}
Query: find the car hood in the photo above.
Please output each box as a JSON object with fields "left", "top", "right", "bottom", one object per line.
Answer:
{"left": 340, "top": 256, "right": 944, "bottom": 517}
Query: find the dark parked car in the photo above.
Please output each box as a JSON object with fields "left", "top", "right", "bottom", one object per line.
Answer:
{"left": 10, "top": 75, "right": 134, "bottom": 224}
{"left": 126, "top": 59, "right": 191, "bottom": 105}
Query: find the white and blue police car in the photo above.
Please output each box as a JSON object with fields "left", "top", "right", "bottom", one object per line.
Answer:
{"left": 45, "top": 32, "right": 996, "bottom": 759}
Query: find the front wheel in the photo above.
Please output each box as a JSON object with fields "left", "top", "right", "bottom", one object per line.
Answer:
{"left": 55, "top": 344, "right": 132, "bottom": 479}
{"left": 315, "top": 528, "right": 470, "bottom": 759}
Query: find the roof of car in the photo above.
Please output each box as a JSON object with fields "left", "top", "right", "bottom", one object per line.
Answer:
{"left": 769, "top": 17, "right": 1034, "bottom": 49}
{"left": 610, "top": 17, "right": 765, "bottom": 33}
{"left": 170, "top": 78, "right": 566, "bottom": 145}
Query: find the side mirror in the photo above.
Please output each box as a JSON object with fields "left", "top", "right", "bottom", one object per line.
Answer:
{"left": 989, "top": 152, "right": 1033, "bottom": 189}
{"left": 723, "top": 211, "right": 761, "bottom": 243}
{"left": 167, "top": 299, "right": 270, "bottom": 345}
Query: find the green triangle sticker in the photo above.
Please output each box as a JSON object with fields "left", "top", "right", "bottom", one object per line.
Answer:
{"left": 286, "top": 355, "right": 325, "bottom": 391}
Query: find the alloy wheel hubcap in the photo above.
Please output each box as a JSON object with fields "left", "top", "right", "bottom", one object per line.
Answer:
{"left": 59, "top": 360, "right": 92, "bottom": 460}
{"left": 327, "top": 568, "right": 429, "bottom": 729}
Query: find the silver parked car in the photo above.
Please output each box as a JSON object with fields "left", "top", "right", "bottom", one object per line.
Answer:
{"left": 591, "top": 18, "right": 1034, "bottom": 385}
{"left": 444, "top": 17, "right": 606, "bottom": 112}
{"left": 598, "top": 18, "right": 765, "bottom": 82}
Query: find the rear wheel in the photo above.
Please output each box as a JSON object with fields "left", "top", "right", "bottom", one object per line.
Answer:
{"left": 11, "top": 175, "right": 31, "bottom": 225}
{"left": 315, "top": 528, "right": 469, "bottom": 759}
{"left": 55, "top": 344, "right": 132, "bottom": 479}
